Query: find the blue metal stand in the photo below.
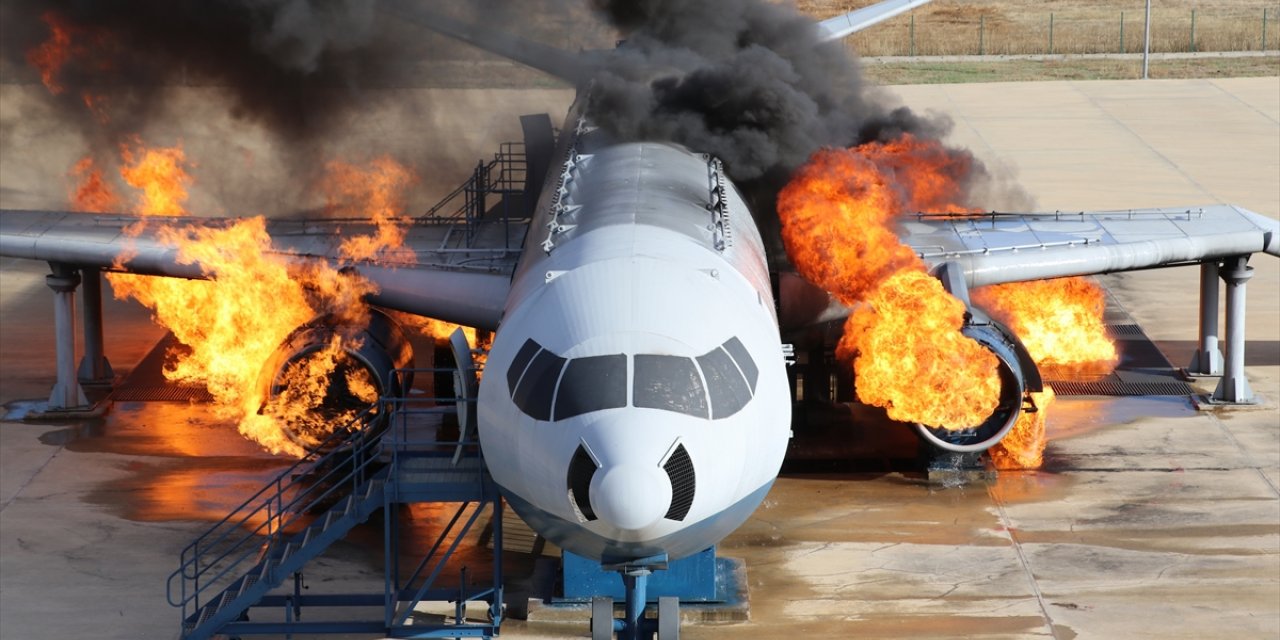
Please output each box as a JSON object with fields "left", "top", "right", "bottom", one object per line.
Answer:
{"left": 564, "top": 547, "right": 718, "bottom": 602}
{"left": 168, "top": 369, "right": 504, "bottom": 640}
{"left": 588, "top": 555, "right": 682, "bottom": 640}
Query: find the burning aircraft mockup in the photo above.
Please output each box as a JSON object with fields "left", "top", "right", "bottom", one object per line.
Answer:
{"left": 1, "top": 0, "right": 1277, "bottom": 638}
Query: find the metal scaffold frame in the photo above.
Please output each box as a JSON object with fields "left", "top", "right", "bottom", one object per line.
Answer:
{"left": 167, "top": 366, "right": 505, "bottom": 640}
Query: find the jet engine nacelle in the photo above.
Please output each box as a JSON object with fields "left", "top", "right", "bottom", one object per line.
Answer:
{"left": 913, "top": 314, "right": 1042, "bottom": 453}
{"left": 259, "top": 308, "right": 414, "bottom": 447}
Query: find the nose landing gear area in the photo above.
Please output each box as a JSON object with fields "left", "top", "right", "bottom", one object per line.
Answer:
{"left": 590, "top": 564, "right": 681, "bottom": 640}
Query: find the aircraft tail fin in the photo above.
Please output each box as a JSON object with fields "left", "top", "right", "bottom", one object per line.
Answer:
{"left": 382, "top": 0, "right": 587, "bottom": 84}
{"left": 817, "top": 0, "right": 936, "bottom": 41}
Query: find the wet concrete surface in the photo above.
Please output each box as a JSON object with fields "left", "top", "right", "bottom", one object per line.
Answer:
{"left": 3, "top": 77, "right": 1279, "bottom": 639}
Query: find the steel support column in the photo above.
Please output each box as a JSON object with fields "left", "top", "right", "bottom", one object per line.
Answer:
{"left": 1187, "top": 261, "right": 1223, "bottom": 376}
{"left": 46, "top": 263, "right": 89, "bottom": 410}
{"left": 620, "top": 570, "right": 649, "bottom": 640}
{"left": 77, "top": 267, "right": 114, "bottom": 385}
{"left": 1212, "top": 256, "right": 1256, "bottom": 403}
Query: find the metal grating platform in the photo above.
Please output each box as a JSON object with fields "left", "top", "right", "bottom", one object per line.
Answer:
{"left": 112, "top": 384, "right": 214, "bottom": 402}
{"left": 1046, "top": 288, "right": 1194, "bottom": 397}
{"left": 110, "top": 333, "right": 215, "bottom": 402}
{"left": 1045, "top": 379, "right": 1194, "bottom": 396}
{"left": 1105, "top": 324, "right": 1144, "bottom": 336}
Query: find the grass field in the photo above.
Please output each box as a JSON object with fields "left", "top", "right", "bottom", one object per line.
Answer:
{"left": 861, "top": 54, "right": 1280, "bottom": 84}
{"left": 802, "top": 0, "right": 1279, "bottom": 57}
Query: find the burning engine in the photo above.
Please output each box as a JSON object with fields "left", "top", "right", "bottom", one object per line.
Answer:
{"left": 258, "top": 308, "right": 414, "bottom": 449}
{"left": 913, "top": 313, "right": 1042, "bottom": 453}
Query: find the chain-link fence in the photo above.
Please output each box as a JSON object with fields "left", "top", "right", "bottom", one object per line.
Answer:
{"left": 846, "top": 6, "right": 1277, "bottom": 57}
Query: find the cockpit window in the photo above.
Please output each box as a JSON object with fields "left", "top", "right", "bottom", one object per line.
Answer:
{"left": 633, "top": 354, "right": 709, "bottom": 419}
{"left": 697, "top": 346, "right": 752, "bottom": 419}
{"left": 720, "top": 336, "right": 758, "bottom": 393}
{"left": 506, "top": 338, "right": 542, "bottom": 393}
{"left": 507, "top": 336, "right": 756, "bottom": 422}
{"left": 512, "top": 348, "right": 566, "bottom": 421}
{"left": 554, "top": 354, "right": 628, "bottom": 420}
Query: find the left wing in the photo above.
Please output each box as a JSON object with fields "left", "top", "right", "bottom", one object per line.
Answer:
{"left": 0, "top": 210, "right": 523, "bottom": 330}
{"left": 900, "top": 205, "right": 1279, "bottom": 287}
{"left": 817, "top": 0, "right": 937, "bottom": 41}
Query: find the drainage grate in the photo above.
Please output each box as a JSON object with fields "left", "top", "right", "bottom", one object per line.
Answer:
{"left": 1040, "top": 291, "right": 1196, "bottom": 397}
{"left": 1105, "top": 324, "right": 1144, "bottom": 336}
{"left": 1045, "top": 380, "right": 1194, "bottom": 397}
{"left": 112, "top": 384, "right": 214, "bottom": 403}
{"left": 108, "top": 333, "right": 215, "bottom": 403}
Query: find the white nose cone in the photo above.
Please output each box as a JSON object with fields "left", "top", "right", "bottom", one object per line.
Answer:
{"left": 590, "top": 463, "right": 673, "bottom": 532}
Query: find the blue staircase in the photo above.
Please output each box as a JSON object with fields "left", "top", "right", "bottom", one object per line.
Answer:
{"left": 167, "top": 375, "right": 504, "bottom": 640}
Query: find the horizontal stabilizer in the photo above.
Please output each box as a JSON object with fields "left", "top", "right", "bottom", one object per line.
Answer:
{"left": 381, "top": 0, "right": 587, "bottom": 84}
{"left": 818, "top": 0, "right": 936, "bottom": 41}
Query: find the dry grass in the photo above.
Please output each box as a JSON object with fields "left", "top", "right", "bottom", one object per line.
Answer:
{"left": 799, "top": 1, "right": 1280, "bottom": 56}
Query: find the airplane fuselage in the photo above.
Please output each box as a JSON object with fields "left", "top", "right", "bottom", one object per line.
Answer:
{"left": 477, "top": 108, "right": 791, "bottom": 563}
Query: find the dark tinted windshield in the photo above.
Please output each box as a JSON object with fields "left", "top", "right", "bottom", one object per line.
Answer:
{"left": 554, "top": 354, "right": 628, "bottom": 420}
{"left": 697, "top": 346, "right": 752, "bottom": 419}
{"left": 511, "top": 347, "right": 566, "bottom": 421}
{"left": 634, "top": 354, "right": 709, "bottom": 419}
{"left": 506, "top": 337, "right": 757, "bottom": 421}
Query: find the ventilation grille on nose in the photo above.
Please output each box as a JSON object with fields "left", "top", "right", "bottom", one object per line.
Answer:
{"left": 567, "top": 445, "right": 598, "bottom": 522}
{"left": 663, "top": 444, "right": 696, "bottom": 521}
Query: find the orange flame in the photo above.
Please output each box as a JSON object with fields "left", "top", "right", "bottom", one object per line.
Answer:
{"left": 77, "top": 142, "right": 389, "bottom": 456}
{"left": 393, "top": 313, "right": 491, "bottom": 375}
{"left": 973, "top": 277, "right": 1119, "bottom": 377}
{"left": 841, "top": 270, "right": 1000, "bottom": 427}
{"left": 243, "top": 334, "right": 380, "bottom": 452}
{"left": 26, "top": 12, "right": 113, "bottom": 119}
{"left": 399, "top": 315, "right": 477, "bottom": 346}
{"left": 778, "top": 136, "right": 999, "bottom": 429}
{"left": 27, "top": 12, "right": 74, "bottom": 95}
{"left": 323, "top": 156, "right": 419, "bottom": 263}
{"left": 120, "top": 141, "right": 194, "bottom": 216}
{"left": 976, "top": 277, "right": 1118, "bottom": 469}
{"left": 69, "top": 157, "right": 122, "bottom": 212}
{"left": 990, "top": 386, "right": 1054, "bottom": 471}
{"left": 107, "top": 217, "right": 378, "bottom": 455}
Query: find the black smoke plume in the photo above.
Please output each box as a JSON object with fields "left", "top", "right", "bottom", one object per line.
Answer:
{"left": 592, "top": 1, "right": 1029, "bottom": 203}
{"left": 0, "top": 0, "right": 404, "bottom": 141}
{"left": 0, "top": 0, "right": 1025, "bottom": 218}
{"left": 582, "top": 0, "right": 1018, "bottom": 252}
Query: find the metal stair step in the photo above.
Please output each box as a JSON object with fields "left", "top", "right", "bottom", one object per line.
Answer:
{"left": 397, "top": 455, "right": 485, "bottom": 472}
{"left": 196, "top": 590, "right": 234, "bottom": 627}
{"left": 240, "top": 574, "right": 258, "bottom": 599}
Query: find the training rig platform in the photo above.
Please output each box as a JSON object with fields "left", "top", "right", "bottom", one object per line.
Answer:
{"left": 166, "top": 366, "right": 506, "bottom": 640}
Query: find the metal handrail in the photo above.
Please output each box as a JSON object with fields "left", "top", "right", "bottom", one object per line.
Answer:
{"left": 423, "top": 143, "right": 527, "bottom": 220}
{"left": 165, "top": 406, "right": 379, "bottom": 608}
{"left": 167, "top": 383, "right": 482, "bottom": 624}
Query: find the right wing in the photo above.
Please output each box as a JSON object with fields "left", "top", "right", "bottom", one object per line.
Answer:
{"left": 901, "top": 205, "right": 1279, "bottom": 287}
{"left": 781, "top": 205, "right": 1277, "bottom": 330}
{"left": 0, "top": 210, "right": 522, "bottom": 330}
{"left": 817, "top": 0, "right": 937, "bottom": 41}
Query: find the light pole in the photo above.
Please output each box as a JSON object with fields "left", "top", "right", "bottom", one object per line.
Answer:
{"left": 1143, "top": 0, "right": 1153, "bottom": 79}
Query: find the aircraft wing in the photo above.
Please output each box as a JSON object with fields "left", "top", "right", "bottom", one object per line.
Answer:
{"left": 817, "top": 0, "right": 936, "bottom": 41}
{"left": 0, "top": 210, "right": 523, "bottom": 330}
{"left": 900, "top": 205, "right": 1280, "bottom": 287}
